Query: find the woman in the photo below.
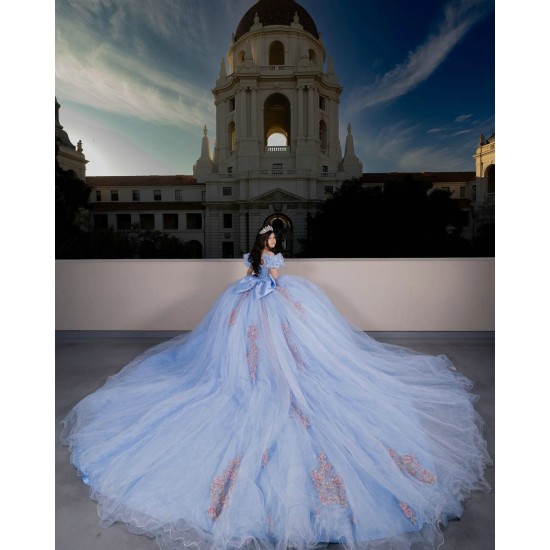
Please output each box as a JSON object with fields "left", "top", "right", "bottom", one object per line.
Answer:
{"left": 61, "top": 225, "right": 491, "bottom": 550}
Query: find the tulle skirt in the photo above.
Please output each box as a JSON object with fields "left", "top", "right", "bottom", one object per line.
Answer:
{"left": 61, "top": 275, "right": 491, "bottom": 549}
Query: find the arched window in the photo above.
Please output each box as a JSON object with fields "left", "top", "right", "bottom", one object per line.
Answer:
{"left": 264, "top": 93, "right": 291, "bottom": 147}
{"left": 319, "top": 120, "right": 328, "bottom": 152}
{"left": 269, "top": 41, "right": 285, "bottom": 65}
{"left": 308, "top": 49, "right": 316, "bottom": 64}
{"left": 228, "top": 121, "right": 236, "bottom": 153}
{"left": 238, "top": 50, "right": 245, "bottom": 65}
{"left": 486, "top": 164, "right": 495, "bottom": 194}
{"left": 267, "top": 132, "right": 287, "bottom": 146}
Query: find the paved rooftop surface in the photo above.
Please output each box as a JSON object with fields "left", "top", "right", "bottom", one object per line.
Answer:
{"left": 56, "top": 331, "right": 495, "bottom": 550}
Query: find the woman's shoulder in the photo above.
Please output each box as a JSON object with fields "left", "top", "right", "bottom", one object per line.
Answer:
{"left": 263, "top": 252, "right": 284, "bottom": 268}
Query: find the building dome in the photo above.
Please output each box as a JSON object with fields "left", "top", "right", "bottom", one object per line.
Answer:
{"left": 235, "top": 0, "right": 319, "bottom": 41}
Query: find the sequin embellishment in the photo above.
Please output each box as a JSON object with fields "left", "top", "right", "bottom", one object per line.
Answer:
{"left": 291, "top": 401, "right": 310, "bottom": 428}
{"left": 276, "top": 287, "right": 305, "bottom": 314}
{"left": 228, "top": 291, "right": 248, "bottom": 326}
{"left": 282, "top": 323, "right": 306, "bottom": 370}
{"left": 389, "top": 449, "right": 437, "bottom": 484}
{"left": 311, "top": 452, "right": 348, "bottom": 506}
{"left": 208, "top": 457, "right": 241, "bottom": 520}
{"left": 399, "top": 501, "right": 417, "bottom": 525}
{"left": 247, "top": 325, "right": 259, "bottom": 381}
{"left": 262, "top": 451, "right": 269, "bottom": 467}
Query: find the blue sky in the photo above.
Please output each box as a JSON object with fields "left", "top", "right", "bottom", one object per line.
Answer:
{"left": 55, "top": 0, "right": 495, "bottom": 176}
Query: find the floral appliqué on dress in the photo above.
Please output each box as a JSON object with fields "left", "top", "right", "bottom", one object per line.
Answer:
{"left": 208, "top": 457, "right": 241, "bottom": 520}
{"left": 311, "top": 452, "right": 348, "bottom": 506}
{"left": 399, "top": 501, "right": 417, "bottom": 525}
{"left": 388, "top": 449, "right": 437, "bottom": 484}
{"left": 291, "top": 401, "right": 310, "bottom": 428}
{"left": 276, "top": 287, "right": 305, "bottom": 314}
{"left": 282, "top": 323, "right": 306, "bottom": 370}
{"left": 228, "top": 291, "right": 249, "bottom": 326}
{"left": 247, "top": 325, "right": 259, "bottom": 381}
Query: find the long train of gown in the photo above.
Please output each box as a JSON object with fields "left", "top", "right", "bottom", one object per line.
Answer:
{"left": 61, "top": 253, "right": 491, "bottom": 550}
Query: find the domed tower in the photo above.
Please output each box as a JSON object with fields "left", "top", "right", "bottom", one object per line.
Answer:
{"left": 194, "top": 0, "right": 363, "bottom": 258}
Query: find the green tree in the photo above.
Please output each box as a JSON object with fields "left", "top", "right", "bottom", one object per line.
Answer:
{"left": 55, "top": 143, "right": 92, "bottom": 258}
{"left": 299, "top": 176, "right": 471, "bottom": 258}
{"left": 55, "top": 143, "right": 198, "bottom": 259}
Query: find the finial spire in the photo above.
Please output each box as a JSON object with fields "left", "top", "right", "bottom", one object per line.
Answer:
{"left": 342, "top": 123, "right": 363, "bottom": 176}
{"left": 199, "top": 125, "right": 212, "bottom": 162}
{"left": 219, "top": 58, "right": 227, "bottom": 79}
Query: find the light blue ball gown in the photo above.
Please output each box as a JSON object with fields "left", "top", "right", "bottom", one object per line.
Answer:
{"left": 61, "top": 253, "right": 491, "bottom": 550}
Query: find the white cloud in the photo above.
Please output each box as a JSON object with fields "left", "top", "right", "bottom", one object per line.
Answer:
{"left": 455, "top": 114, "right": 473, "bottom": 122}
{"left": 58, "top": 105, "right": 174, "bottom": 176}
{"left": 353, "top": 120, "right": 478, "bottom": 172}
{"left": 55, "top": 36, "right": 214, "bottom": 131}
{"left": 344, "top": 0, "right": 491, "bottom": 115}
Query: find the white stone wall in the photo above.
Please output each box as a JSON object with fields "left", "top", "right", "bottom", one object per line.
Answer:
{"left": 56, "top": 258, "right": 495, "bottom": 332}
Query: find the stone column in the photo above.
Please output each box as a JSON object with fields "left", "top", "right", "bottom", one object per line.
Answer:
{"left": 215, "top": 99, "right": 224, "bottom": 161}
{"left": 251, "top": 87, "right": 257, "bottom": 138}
{"left": 297, "top": 86, "right": 304, "bottom": 137}
{"left": 334, "top": 97, "right": 341, "bottom": 158}
{"left": 307, "top": 85, "right": 315, "bottom": 137}
{"left": 240, "top": 86, "right": 248, "bottom": 138}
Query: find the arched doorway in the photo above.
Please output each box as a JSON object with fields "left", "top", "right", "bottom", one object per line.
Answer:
{"left": 264, "top": 93, "right": 291, "bottom": 147}
{"left": 186, "top": 240, "right": 203, "bottom": 259}
{"left": 264, "top": 213, "right": 293, "bottom": 257}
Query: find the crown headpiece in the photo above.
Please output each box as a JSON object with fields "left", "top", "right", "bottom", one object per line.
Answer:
{"left": 259, "top": 225, "right": 273, "bottom": 235}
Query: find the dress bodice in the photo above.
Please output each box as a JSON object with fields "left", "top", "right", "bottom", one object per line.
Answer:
{"left": 236, "top": 253, "right": 285, "bottom": 298}
{"left": 243, "top": 252, "right": 285, "bottom": 278}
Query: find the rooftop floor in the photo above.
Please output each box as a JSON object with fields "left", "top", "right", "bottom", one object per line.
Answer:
{"left": 56, "top": 331, "right": 495, "bottom": 550}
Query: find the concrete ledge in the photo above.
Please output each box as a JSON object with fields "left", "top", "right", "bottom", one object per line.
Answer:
{"left": 56, "top": 258, "right": 494, "bottom": 331}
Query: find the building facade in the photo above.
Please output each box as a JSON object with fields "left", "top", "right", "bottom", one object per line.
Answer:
{"left": 57, "top": 0, "right": 494, "bottom": 257}
{"left": 55, "top": 98, "right": 88, "bottom": 180}
{"left": 193, "top": 0, "right": 364, "bottom": 258}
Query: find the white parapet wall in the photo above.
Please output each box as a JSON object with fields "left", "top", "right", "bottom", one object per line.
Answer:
{"left": 55, "top": 258, "right": 494, "bottom": 332}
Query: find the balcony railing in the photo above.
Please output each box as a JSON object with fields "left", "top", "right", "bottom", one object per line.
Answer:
{"left": 254, "top": 169, "right": 297, "bottom": 177}
{"left": 216, "top": 169, "right": 340, "bottom": 179}
{"left": 259, "top": 65, "right": 296, "bottom": 72}
{"left": 265, "top": 146, "right": 290, "bottom": 153}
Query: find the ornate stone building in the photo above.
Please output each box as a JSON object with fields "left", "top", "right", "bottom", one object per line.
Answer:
{"left": 63, "top": 0, "right": 491, "bottom": 257}
{"left": 468, "top": 132, "right": 495, "bottom": 238}
{"left": 474, "top": 132, "right": 495, "bottom": 205}
{"left": 55, "top": 98, "right": 88, "bottom": 180}
{"left": 192, "top": 0, "right": 363, "bottom": 257}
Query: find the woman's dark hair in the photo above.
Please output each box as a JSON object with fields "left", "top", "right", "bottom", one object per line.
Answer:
{"left": 249, "top": 229, "right": 275, "bottom": 277}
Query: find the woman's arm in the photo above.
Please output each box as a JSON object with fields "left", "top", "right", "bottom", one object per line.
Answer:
{"left": 247, "top": 267, "right": 253, "bottom": 276}
{"left": 269, "top": 268, "right": 278, "bottom": 280}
